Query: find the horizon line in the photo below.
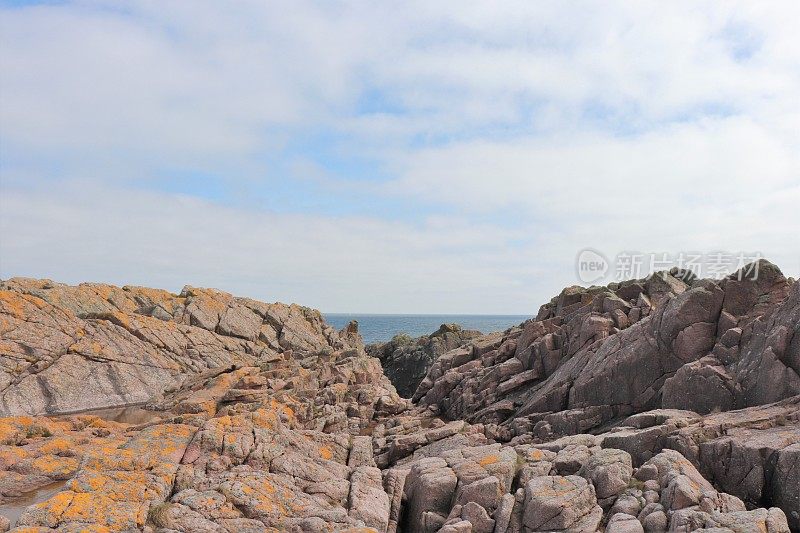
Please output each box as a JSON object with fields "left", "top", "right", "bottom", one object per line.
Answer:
{"left": 322, "top": 312, "right": 532, "bottom": 317}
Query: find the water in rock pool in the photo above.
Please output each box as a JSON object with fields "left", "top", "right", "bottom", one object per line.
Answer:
{"left": 0, "top": 480, "right": 66, "bottom": 527}
{"left": 49, "top": 405, "right": 166, "bottom": 425}
{"left": 68, "top": 405, "right": 165, "bottom": 425}
{"left": 324, "top": 313, "right": 529, "bottom": 344}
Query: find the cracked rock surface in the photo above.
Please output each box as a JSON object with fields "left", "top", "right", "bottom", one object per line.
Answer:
{"left": 0, "top": 262, "right": 798, "bottom": 532}
{"left": 0, "top": 278, "right": 360, "bottom": 416}
{"left": 366, "top": 324, "right": 483, "bottom": 398}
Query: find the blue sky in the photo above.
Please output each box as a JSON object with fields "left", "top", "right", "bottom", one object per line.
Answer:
{"left": 1, "top": 1, "right": 798, "bottom": 313}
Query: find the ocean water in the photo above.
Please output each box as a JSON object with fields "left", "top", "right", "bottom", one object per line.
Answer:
{"left": 323, "top": 314, "right": 530, "bottom": 344}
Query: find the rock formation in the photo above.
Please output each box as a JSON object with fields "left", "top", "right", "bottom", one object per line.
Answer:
{"left": 0, "top": 278, "right": 360, "bottom": 416}
{"left": 0, "top": 262, "right": 797, "bottom": 532}
{"left": 367, "top": 324, "right": 483, "bottom": 398}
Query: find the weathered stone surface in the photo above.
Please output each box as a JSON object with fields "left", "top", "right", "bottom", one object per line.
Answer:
{"left": 348, "top": 466, "right": 390, "bottom": 531}
{"left": 522, "top": 475, "right": 601, "bottom": 532}
{"left": 668, "top": 506, "right": 791, "bottom": 533}
{"left": 661, "top": 357, "right": 737, "bottom": 414}
{"left": 460, "top": 501, "right": 493, "bottom": 533}
{"left": 554, "top": 444, "right": 592, "bottom": 475}
{"left": 16, "top": 422, "right": 195, "bottom": 531}
{"left": 367, "top": 324, "right": 483, "bottom": 398}
{"left": 1, "top": 269, "right": 796, "bottom": 532}
{"left": 596, "top": 396, "right": 800, "bottom": 529}
{"left": 578, "top": 448, "right": 632, "bottom": 500}
{"left": 414, "top": 262, "right": 797, "bottom": 435}
{"left": 0, "top": 279, "right": 362, "bottom": 416}
{"left": 641, "top": 507, "right": 667, "bottom": 532}
{"left": 455, "top": 475, "right": 501, "bottom": 512}
{"left": 404, "top": 457, "right": 458, "bottom": 532}
{"left": 607, "top": 512, "right": 644, "bottom": 533}
{"left": 493, "top": 492, "right": 515, "bottom": 533}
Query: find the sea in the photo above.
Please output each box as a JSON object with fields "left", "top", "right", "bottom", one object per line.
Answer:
{"left": 323, "top": 314, "right": 530, "bottom": 344}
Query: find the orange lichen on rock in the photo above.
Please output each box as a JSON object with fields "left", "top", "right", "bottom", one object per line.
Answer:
{"left": 18, "top": 489, "right": 74, "bottom": 526}
{"left": 58, "top": 492, "right": 149, "bottom": 530}
{"left": 251, "top": 405, "right": 283, "bottom": 430}
{"left": 38, "top": 436, "right": 75, "bottom": 455}
{"left": 0, "top": 290, "right": 31, "bottom": 319}
{"left": 28, "top": 454, "right": 80, "bottom": 478}
{"left": 12, "top": 421, "right": 197, "bottom": 531}
{"left": 0, "top": 445, "right": 30, "bottom": 468}
{"left": 123, "top": 285, "right": 184, "bottom": 315}
{"left": 67, "top": 469, "right": 165, "bottom": 502}
{"left": 11, "top": 528, "right": 66, "bottom": 533}
{"left": 0, "top": 338, "right": 21, "bottom": 354}
{"left": 85, "top": 283, "right": 115, "bottom": 302}
{"left": 108, "top": 310, "right": 131, "bottom": 329}
{"left": 319, "top": 446, "right": 334, "bottom": 461}
{"left": 269, "top": 398, "right": 295, "bottom": 422}
{"left": 70, "top": 525, "right": 112, "bottom": 533}
{"left": 81, "top": 423, "right": 195, "bottom": 472}
{"left": 74, "top": 415, "right": 125, "bottom": 431}
{"left": 0, "top": 416, "right": 71, "bottom": 445}
{"left": 0, "top": 418, "right": 26, "bottom": 445}
{"left": 82, "top": 447, "right": 141, "bottom": 472}
{"left": 525, "top": 448, "right": 546, "bottom": 462}
{"left": 478, "top": 454, "right": 499, "bottom": 467}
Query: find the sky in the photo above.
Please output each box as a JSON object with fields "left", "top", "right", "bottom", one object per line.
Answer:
{"left": 1, "top": 1, "right": 798, "bottom": 314}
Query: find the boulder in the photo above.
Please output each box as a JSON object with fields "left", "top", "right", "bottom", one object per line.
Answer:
{"left": 578, "top": 448, "right": 633, "bottom": 501}
{"left": 606, "top": 512, "right": 644, "bottom": 533}
{"left": 522, "top": 475, "right": 602, "bottom": 532}
{"left": 403, "top": 458, "right": 458, "bottom": 532}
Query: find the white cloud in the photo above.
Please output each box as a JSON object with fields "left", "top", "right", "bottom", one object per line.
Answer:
{"left": 4, "top": 1, "right": 797, "bottom": 155}
{"left": 1, "top": 1, "right": 798, "bottom": 313}
{"left": 0, "top": 182, "right": 540, "bottom": 314}
{"left": 391, "top": 116, "right": 798, "bottom": 212}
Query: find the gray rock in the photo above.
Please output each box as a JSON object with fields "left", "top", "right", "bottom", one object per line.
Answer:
{"left": 522, "top": 475, "right": 601, "bottom": 531}
{"left": 461, "top": 501, "right": 495, "bottom": 533}
{"left": 492, "top": 492, "right": 515, "bottom": 533}
{"left": 456, "top": 475, "right": 502, "bottom": 512}
{"left": 610, "top": 494, "right": 642, "bottom": 517}
{"left": 554, "top": 444, "right": 592, "bottom": 475}
{"left": 607, "top": 512, "right": 644, "bottom": 533}
{"left": 641, "top": 509, "right": 667, "bottom": 532}
{"left": 367, "top": 324, "right": 482, "bottom": 398}
{"left": 404, "top": 457, "right": 458, "bottom": 532}
{"left": 440, "top": 519, "right": 474, "bottom": 533}
{"left": 578, "top": 448, "right": 633, "bottom": 500}
{"left": 348, "top": 466, "right": 390, "bottom": 531}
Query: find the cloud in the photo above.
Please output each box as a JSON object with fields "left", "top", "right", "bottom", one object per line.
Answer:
{"left": 390, "top": 116, "right": 798, "bottom": 213}
{"left": 0, "top": 181, "right": 540, "bottom": 314}
{"left": 1, "top": 1, "right": 798, "bottom": 313}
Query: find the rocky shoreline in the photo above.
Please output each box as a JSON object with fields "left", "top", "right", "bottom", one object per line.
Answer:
{"left": 0, "top": 262, "right": 798, "bottom": 532}
{"left": 366, "top": 324, "right": 484, "bottom": 398}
